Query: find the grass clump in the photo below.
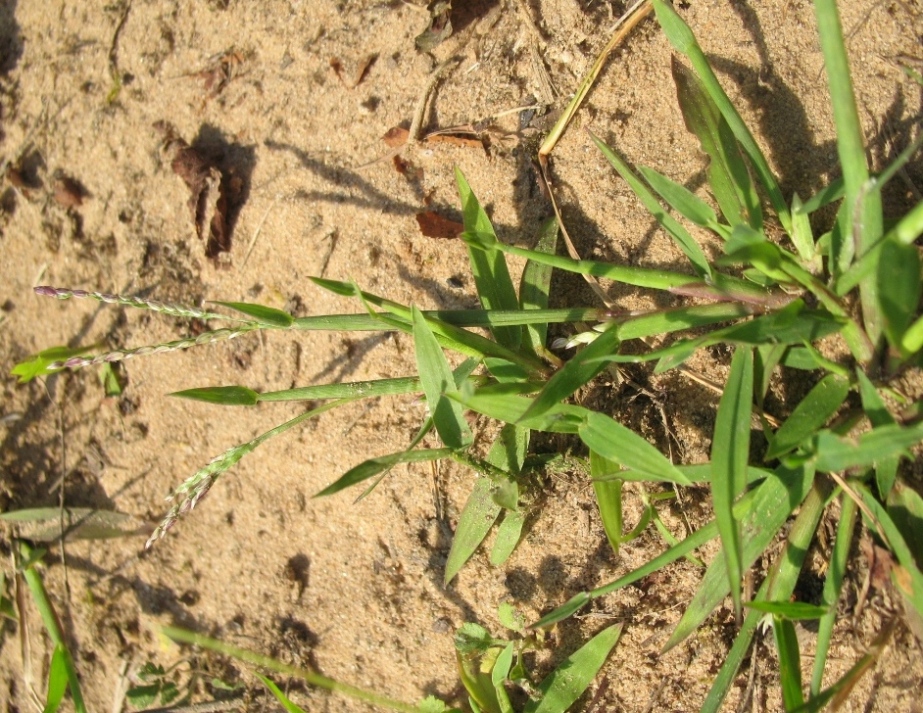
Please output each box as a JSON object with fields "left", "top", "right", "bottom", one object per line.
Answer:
{"left": 11, "top": 0, "right": 923, "bottom": 710}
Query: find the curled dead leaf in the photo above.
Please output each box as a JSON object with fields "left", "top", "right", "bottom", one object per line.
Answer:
{"left": 153, "top": 121, "right": 232, "bottom": 259}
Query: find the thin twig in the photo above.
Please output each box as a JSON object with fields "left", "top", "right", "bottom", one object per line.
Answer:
{"left": 408, "top": 57, "right": 461, "bottom": 143}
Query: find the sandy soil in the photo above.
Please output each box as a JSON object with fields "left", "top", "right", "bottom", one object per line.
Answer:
{"left": 1, "top": 1, "right": 922, "bottom": 711}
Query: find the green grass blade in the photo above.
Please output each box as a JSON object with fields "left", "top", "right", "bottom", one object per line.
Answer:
{"left": 257, "top": 673, "right": 308, "bottom": 713}
{"left": 774, "top": 616, "right": 805, "bottom": 710}
{"left": 591, "top": 450, "right": 624, "bottom": 556}
{"left": 638, "top": 165, "right": 722, "bottom": 233}
{"left": 520, "top": 327, "right": 619, "bottom": 422}
{"left": 213, "top": 301, "right": 293, "bottom": 327}
{"left": 456, "top": 169, "right": 522, "bottom": 350}
{"left": 710, "top": 347, "right": 754, "bottom": 615}
{"left": 451, "top": 388, "right": 584, "bottom": 434}
{"left": 413, "top": 306, "right": 473, "bottom": 449}
{"left": 579, "top": 411, "right": 689, "bottom": 484}
{"left": 877, "top": 239, "right": 921, "bottom": 359}
{"left": 798, "top": 177, "right": 844, "bottom": 215}
{"left": 171, "top": 386, "right": 260, "bottom": 405}
{"left": 813, "top": 0, "right": 884, "bottom": 339}
{"left": 810, "top": 495, "right": 857, "bottom": 696}
{"left": 813, "top": 421, "right": 923, "bottom": 472}
{"left": 522, "top": 624, "right": 622, "bottom": 713}
{"left": 665, "top": 460, "right": 814, "bottom": 651}
{"left": 445, "top": 477, "right": 502, "bottom": 585}
{"left": 700, "top": 480, "right": 827, "bottom": 712}
{"left": 616, "top": 302, "right": 753, "bottom": 341}
{"left": 292, "top": 307, "right": 604, "bottom": 332}
{"left": 490, "top": 509, "right": 526, "bottom": 566}
{"left": 671, "top": 56, "right": 762, "bottom": 230}
{"left": 765, "top": 374, "right": 850, "bottom": 460}
{"left": 652, "top": 0, "right": 791, "bottom": 233}
{"left": 314, "top": 447, "right": 455, "bottom": 498}
{"left": 463, "top": 231, "right": 706, "bottom": 291}
{"left": 744, "top": 601, "right": 827, "bottom": 620}
{"left": 259, "top": 376, "right": 428, "bottom": 403}
{"left": 790, "top": 193, "right": 819, "bottom": 265}
{"left": 855, "top": 369, "right": 899, "bottom": 496}
{"left": 43, "top": 644, "right": 69, "bottom": 713}
{"left": 520, "top": 217, "right": 559, "bottom": 355}
{"left": 18, "top": 542, "right": 87, "bottom": 713}
{"left": 590, "top": 132, "right": 712, "bottom": 277}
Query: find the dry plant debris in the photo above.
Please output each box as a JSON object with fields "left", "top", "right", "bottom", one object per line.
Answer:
{"left": 414, "top": 210, "right": 464, "bottom": 239}
{"left": 328, "top": 53, "right": 377, "bottom": 88}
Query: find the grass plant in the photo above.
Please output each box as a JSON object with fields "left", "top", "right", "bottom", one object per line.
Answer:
{"left": 11, "top": 0, "right": 923, "bottom": 710}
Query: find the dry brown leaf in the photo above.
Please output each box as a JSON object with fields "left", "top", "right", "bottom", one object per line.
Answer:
{"left": 153, "top": 121, "right": 231, "bottom": 259}
{"left": 415, "top": 210, "right": 463, "bottom": 239}
{"left": 330, "top": 54, "right": 378, "bottom": 88}
{"left": 197, "top": 49, "right": 246, "bottom": 100}
{"left": 53, "top": 175, "right": 88, "bottom": 208}
{"left": 382, "top": 126, "right": 410, "bottom": 148}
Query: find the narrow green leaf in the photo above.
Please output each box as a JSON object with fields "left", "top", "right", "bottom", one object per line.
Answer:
{"left": 490, "top": 510, "right": 526, "bottom": 566}
{"left": 672, "top": 56, "right": 762, "bottom": 230}
{"left": 774, "top": 617, "right": 805, "bottom": 710}
{"left": 413, "top": 306, "right": 473, "bottom": 449}
{"left": 638, "top": 165, "right": 723, "bottom": 232}
{"left": 813, "top": 422, "right": 923, "bottom": 473}
{"left": 591, "top": 450, "right": 623, "bottom": 556}
{"left": 520, "top": 217, "right": 559, "bottom": 355}
{"left": 811, "top": 496, "right": 857, "bottom": 695}
{"left": 171, "top": 386, "right": 260, "bottom": 406}
{"left": 43, "top": 644, "right": 69, "bottom": 713}
{"left": 790, "top": 193, "right": 819, "bottom": 265}
{"left": 522, "top": 624, "right": 622, "bottom": 713}
{"left": 765, "top": 374, "right": 850, "bottom": 460}
{"left": 11, "top": 345, "right": 94, "bottom": 383}
{"left": 532, "top": 592, "right": 592, "bottom": 629}
{"left": 452, "top": 388, "right": 584, "bottom": 434}
{"left": 491, "top": 643, "right": 515, "bottom": 713}
{"left": 213, "top": 301, "right": 293, "bottom": 327}
{"left": 710, "top": 347, "right": 754, "bottom": 614}
{"left": 256, "top": 673, "right": 307, "bottom": 713}
{"left": 520, "top": 327, "right": 619, "bottom": 423}
{"left": 579, "top": 411, "right": 689, "bottom": 484}
{"left": 590, "top": 132, "right": 712, "bottom": 277}
{"left": 652, "top": 0, "right": 790, "bottom": 233}
{"left": 456, "top": 169, "right": 521, "bottom": 350}
{"left": 0, "top": 507, "right": 149, "bottom": 541}
{"left": 445, "top": 477, "right": 503, "bottom": 585}
{"left": 855, "top": 369, "right": 899, "bottom": 496}
{"left": 744, "top": 601, "right": 827, "bottom": 620}
{"left": 887, "top": 481, "right": 923, "bottom": 571}
{"left": 877, "top": 239, "right": 921, "bottom": 357}
{"left": 798, "top": 178, "right": 844, "bottom": 215}
{"left": 315, "top": 447, "right": 455, "bottom": 497}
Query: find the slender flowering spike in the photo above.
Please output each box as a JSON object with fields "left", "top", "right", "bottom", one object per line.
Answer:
{"left": 33, "top": 285, "right": 230, "bottom": 321}
{"left": 45, "top": 326, "right": 259, "bottom": 372}
{"left": 146, "top": 437, "right": 260, "bottom": 548}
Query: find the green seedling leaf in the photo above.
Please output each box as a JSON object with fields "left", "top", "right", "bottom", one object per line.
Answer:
{"left": 315, "top": 447, "right": 455, "bottom": 497}
{"left": 446, "top": 477, "right": 502, "bottom": 585}
{"left": 43, "top": 644, "right": 69, "bottom": 713}
{"left": 711, "top": 346, "right": 753, "bottom": 615}
{"left": 813, "top": 421, "right": 923, "bottom": 473}
{"left": 491, "top": 643, "right": 515, "bottom": 713}
{"left": 591, "top": 450, "right": 624, "bottom": 556}
{"left": 498, "top": 603, "right": 525, "bottom": 633}
{"left": 579, "top": 411, "right": 689, "bottom": 484}
{"left": 773, "top": 616, "right": 805, "bottom": 710}
{"left": 257, "top": 673, "right": 307, "bottom": 713}
{"left": 98, "top": 362, "right": 124, "bottom": 397}
{"left": 0, "top": 508, "right": 150, "bottom": 541}
{"left": 877, "top": 239, "right": 921, "bottom": 358}
{"left": 855, "top": 369, "right": 899, "bottom": 496}
{"left": 744, "top": 601, "right": 828, "bottom": 620}
{"left": 125, "top": 684, "right": 160, "bottom": 709}
{"left": 413, "top": 306, "right": 473, "bottom": 449}
{"left": 765, "top": 374, "right": 850, "bottom": 460}
{"left": 590, "top": 132, "right": 712, "bottom": 277}
{"left": 532, "top": 592, "right": 592, "bottom": 629}
{"left": 672, "top": 56, "right": 761, "bottom": 230}
{"left": 418, "top": 696, "right": 456, "bottom": 713}
{"left": 452, "top": 388, "right": 584, "bottom": 434}
{"left": 521, "top": 327, "right": 619, "bottom": 423}
{"left": 523, "top": 624, "right": 622, "bottom": 713}
{"left": 456, "top": 169, "right": 521, "bottom": 350}
{"left": 456, "top": 623, "right": 505, "bottom": 713}
{"left": 171, "top": 386, "right": 260, "bottom": 405}
{"left": 720, "top": 224, "right": 789, "bottom": 282}
{"left": 520, "top": 217, "right": 559, "bottom": 355}
{"left": 491, "top": 509, "right": 526, "bottom": 566}
{"left": 213, "top": 301, "right": 293, "bottom": 327}
{"left": 11, "top": 345, "right": 95, "bottom": 383}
